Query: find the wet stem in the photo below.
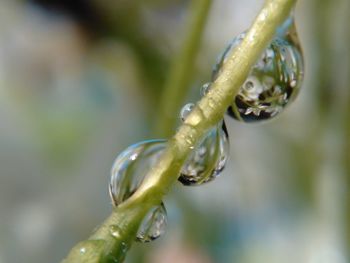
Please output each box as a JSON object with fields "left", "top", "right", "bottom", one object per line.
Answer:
{"left": 61, "top": 0, "right": 298, "bottom": 262}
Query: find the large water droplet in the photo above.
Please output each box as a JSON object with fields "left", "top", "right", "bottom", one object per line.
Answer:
{"left": 212, "top": 16, "right": 304, "bottom": 122}
{"left": 136, "top": 203, "right": 167, "bottom": 243}
{"left": 178, "top": 119, "right": 230, "bottom": 186}
{"left": 109, "top": 139, "right": 166, "bottom": 205}
{"left": 109, "top": 140, "right": 168, "bottom": 242}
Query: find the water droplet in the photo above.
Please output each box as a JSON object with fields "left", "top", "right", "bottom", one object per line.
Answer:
{"left": 213, "top": 15, "right": 304, "bottom": 122}
{"left": 178, "top": 120, "right": 230, "bottom": 186}
{"left": 109, "top": 140, "right": 168, "bottom": 242}
{"left": 109, "top": 140, "right": 167, "bottom": 206}
{"left": 105, "top": 240, "right": 130, "bottom": 263}
{"left": 121, "top": 242, "right": 128, "bottom": 253}
{"left": 200, "top": 82, "right": 212, "bottom": 97}
{"left": 136, "top": 203, "right": 167, "bottom": 243}
{"left": 180, "top": 103, "right": 195, "bottom": 121}
{"left": 109, "top": 225, "right": 123, "bottom": 239}
{"left": 71, "top": 240, "right": 105, "bottom": 260}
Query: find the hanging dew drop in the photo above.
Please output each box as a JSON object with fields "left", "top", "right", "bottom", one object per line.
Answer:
{"left": 109, "top": 140, "right": 168, "bottom": 242}
{"left": 179, "top": 104, "right": 230, "bottom": 185}
{"left": 136, "top": 203, "right": 168, "bottom": 243}
{"left": 178, "top": 115, "right": 230, "bottom": 186}
{"left": 212, "top": 14, "right": 304, "bottom": 122}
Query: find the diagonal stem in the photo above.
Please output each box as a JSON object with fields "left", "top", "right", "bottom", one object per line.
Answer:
{"left": 62, "top": 0, "right": 297, "bottom": 262}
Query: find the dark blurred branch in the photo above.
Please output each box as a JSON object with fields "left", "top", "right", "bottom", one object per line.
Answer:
{"left": 28, "top": 0, "right": 103, "bottom": 35}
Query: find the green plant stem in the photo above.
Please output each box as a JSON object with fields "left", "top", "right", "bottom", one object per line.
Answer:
{"left": 345, "top": 98, "right": 350, "bottom": 257}
{"left": 312, "top": 0, "right": 333, "bottom": 117}
{"left": 344, "top": 0, "right": 350, "bottom": 255}
{"left": 62, "top": 0, "right": 297, "bottom": 262}
{"left": 155, "top": 0, "right": 213, "bottom": 137}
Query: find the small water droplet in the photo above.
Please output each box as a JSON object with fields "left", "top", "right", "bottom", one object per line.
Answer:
{"left": 178, "top": 120, "right": 230, "bottom": 186}
{"left": 213, "top": 15, "right": 304, "bottom": 122}
{"left": 200, "top": 82, "right": 212, "bottom": 97}
{"left": 121, "top": 242, "right": 128, "bottom": 253}
{"left": 73, "top": 240, "right": 105, "bottom": 260}
{"left": 109, "top": 225, "right": 123, "bottom": 239}
{"left": 80, "top": 247, "right": 86, "bottom": 255}
{"left": 105, "top": 239, "right": 130, "bottom": 263}
{"left": 136, "top": 203, "right": 167, "bottom": 243}
{"left": 109, "top": 140, "right": 167, "bottom": 206}
{"left": 180, "top": 103, "right": 195, "bottom": 121}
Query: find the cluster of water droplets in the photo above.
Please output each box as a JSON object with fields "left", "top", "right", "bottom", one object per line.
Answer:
{"left": 107, "top": 14, "right": 304, "bottom": 244}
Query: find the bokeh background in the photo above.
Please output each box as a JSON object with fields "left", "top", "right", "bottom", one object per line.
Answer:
{"left": 0, "top": 0, "right": 349, "bottom": 262}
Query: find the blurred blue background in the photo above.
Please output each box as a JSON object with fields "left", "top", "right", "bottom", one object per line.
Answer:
{"left": 0, "top": 0, "right": 349, "bottom": 262}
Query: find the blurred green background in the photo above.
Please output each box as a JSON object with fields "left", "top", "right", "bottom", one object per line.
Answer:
{"left": 0, "top": 0, "right": 349, "bottom": 262}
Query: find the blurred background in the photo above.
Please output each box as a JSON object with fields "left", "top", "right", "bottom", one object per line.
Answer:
{"left": 0, "top": 0, "right": 349, "bottom": 262}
